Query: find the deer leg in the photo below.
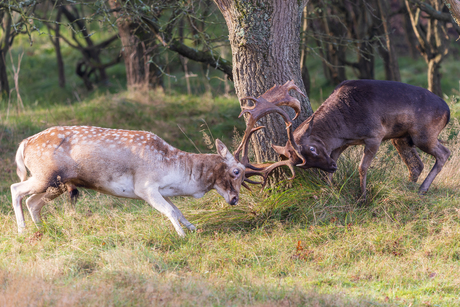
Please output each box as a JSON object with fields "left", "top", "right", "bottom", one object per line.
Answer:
{"left": 137, "top": 188, "right": 186, "bottom": 237}
{"left": 328, "top": 146, "right": 348, "bottom": 183}
{"left": 164, "top": 197, "right": 196, "bottom": 231}
{"left": 392, "top": 138, "right": 424, "bottom": 182}
{"left": 359, "top": 141, "right": 381, "bottom": 199}
{"left": 26, "top": 188, "right": 64, "bottom": 228}
{"left": 417, "top": 140, "right": 450, "bottom": 193}
{"left": 10, "top": 178, "right": 41, "bottom": 233}
{"left": 66, "top": 184, "right": 79, "bottom": 205}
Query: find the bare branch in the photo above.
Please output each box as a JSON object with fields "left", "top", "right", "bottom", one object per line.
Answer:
{"left": 141, "top": 16, "right": 233, "bottom": 80}
{"left": 408, "top": 0, "right": 460, "bottom": 34}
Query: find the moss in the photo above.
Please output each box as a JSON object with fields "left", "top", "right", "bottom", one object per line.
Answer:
{"left": 232, "top": 0, "right": 273, "bottom": 49}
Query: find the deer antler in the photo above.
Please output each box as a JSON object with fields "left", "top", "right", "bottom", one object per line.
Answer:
{"left": 234, "top": 80, "right": 307, "bottom": 187}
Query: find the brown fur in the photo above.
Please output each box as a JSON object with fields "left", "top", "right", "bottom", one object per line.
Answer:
{"left": 291, "top": 80, "right": 451, "bottom": 198}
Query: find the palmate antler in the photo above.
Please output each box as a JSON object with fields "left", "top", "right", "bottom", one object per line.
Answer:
{"left": 233, "top": 80, "right": 307, "bottom": 188}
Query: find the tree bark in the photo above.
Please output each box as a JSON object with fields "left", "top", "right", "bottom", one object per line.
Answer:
{"left": 300, "top": 5, "right": 311, "bottom": 96}
{"left": 213, "top": 0, "right": 312, "bottom": 164}
{"left": 444, "top": 0, "right": 460, "bottom": 28}
{"left": 0, "top": 49, "right": 8, "bottom": 97}
{"left": 0, "top": 11, "right": 11, "bottom": 97}
{"left": 52, "top": 7, "right": 66, "bottom": 88}
{"left": 109, "top": 0, "right": 161, "bottom": 91}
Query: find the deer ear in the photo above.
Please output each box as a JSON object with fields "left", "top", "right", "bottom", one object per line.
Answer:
{"left": 273, "top": 145, "right": 288, "bottom": 159}
{"left": 216, "top": 139, "right": 231, "bottom": 159}
{"left": 272, "top": 142, "right": 305, "bottom": 165}
{"left": 305, "top": 115, "right": 314, "bottom": 135}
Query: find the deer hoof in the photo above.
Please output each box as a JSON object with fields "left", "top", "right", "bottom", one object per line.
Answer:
{"left": 187, "top": 224, "right": 197, "bottom": 231}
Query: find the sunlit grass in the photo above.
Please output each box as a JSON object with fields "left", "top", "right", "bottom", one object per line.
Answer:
{"left": 1, "top": 95, "right": 460, "bottom": 305}
{"left": 1, "top": 32, "right": 460, "bottom": 305}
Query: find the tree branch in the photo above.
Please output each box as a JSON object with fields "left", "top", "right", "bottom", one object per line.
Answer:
{"left": 141, "top": 16, "right": 233, "bottom": 81}
{"left": 408, "top": 0, "right": 460, "bottom": 34}
{"left": 444, "top": 0, "right": 460, "bottom": 28}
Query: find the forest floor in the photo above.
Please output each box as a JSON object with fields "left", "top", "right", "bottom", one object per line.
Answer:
{"left": 1, "top": 36, "right": 460, "bottom": 306}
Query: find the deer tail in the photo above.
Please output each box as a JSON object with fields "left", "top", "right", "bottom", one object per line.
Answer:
{"left": 15, "top": 140, "right": 28, "bottom": 182}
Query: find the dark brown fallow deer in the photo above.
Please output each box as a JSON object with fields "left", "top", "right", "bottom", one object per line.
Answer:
{"left": 237, "top": 79, "right": 451, "bottom": 199}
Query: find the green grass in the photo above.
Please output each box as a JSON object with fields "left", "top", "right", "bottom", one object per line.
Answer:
{"left": 1, "top": 91, "right": 460, "bottom": 306}
{"left": 1, "top": 26, "right": 460, "bottom": 306}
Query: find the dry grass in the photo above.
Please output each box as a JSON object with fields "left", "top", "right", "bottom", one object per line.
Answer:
{"left": 1, "top": 94, "right": 460, "bottom": 306}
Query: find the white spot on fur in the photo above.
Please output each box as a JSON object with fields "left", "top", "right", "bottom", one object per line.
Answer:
{"left": 51, "top": 132, "right": 55, "bottom": 136}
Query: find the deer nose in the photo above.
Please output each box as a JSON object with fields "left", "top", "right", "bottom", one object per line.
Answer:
{"left": 331, "top": 161, "right": 337, "bottom": 170}
{"left": 230, "top": 196, "right": 239, "bottom": 206}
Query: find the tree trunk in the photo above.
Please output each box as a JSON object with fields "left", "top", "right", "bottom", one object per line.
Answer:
{"left": 0, "top": 49, "right": 8, "bottom": 97}
{"left": 300, "top": 5, "right": 311, "bottom": 96}
{"left": 55, "top": 7, "right": 66, "bottom": 88}
{"left": 402, "top": 2, "right": 419, "bottom": 59}
{"left": 356, "top": 42, "right": 375, "bottom": 80}
{"left": 0, "top": 11, "right": 11, "bottom": 97}
{"left": 427, "top": 54, "right": 443, "bottom": 96}
{"left": 444, "top": 0, "right": 460, "bottom": 28}
{"left": 214, "top": 0, "right": 312, "bottom": 164}
{"left": 110, "top": 0, "right": 146, "bottom": 91}
{"left": 109, "top": 0, "right": 161, "bottom": 91}
{"left": 310, "top": 2, "right": 347, "bottom": 85}
{"left": 405, "top": 0, "right": 448, "bottom": 97}
{"left": 377, "top": 0, "right": 401, "bottom": 81}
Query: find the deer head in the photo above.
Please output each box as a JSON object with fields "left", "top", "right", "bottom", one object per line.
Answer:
{"left": 233, "top": 80, "right": 336, "bottom": 187}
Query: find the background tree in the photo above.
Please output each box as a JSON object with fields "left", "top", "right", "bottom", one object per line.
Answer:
{"left": 405, "top": 0, "right": 449, "bottom": 96}
{"left": 0, "top": 11, "right": 13, "bottom": 97}
{"left": 109, "top": 0, "right": 162, "bottom": 91}
{"left": 0, "top": 9, "right": 23, "bottom": 97}
{"left": 212, "top": 0, "right": 312, "bottom": 164}
{"left": 43, "top": 4, "right": 66, "bottom": 88}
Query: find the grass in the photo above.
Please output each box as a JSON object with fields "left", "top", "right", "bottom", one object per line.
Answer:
{"left": 1, "top": 26, "right": 460, "bottom": 306}
{"left": 1, "top": 91, "right": 460, "bottom": 306}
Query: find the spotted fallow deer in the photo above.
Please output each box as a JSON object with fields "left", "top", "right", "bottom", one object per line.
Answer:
{"left": 11, "top": 126, "right": 246, "bottom": 237}
{"left": 240, "top": 80, "right": 451, "bottom": 199}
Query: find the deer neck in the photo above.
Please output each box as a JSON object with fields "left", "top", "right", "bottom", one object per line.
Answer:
{"left": 171, "top": 152, "right": 221, "bottom": 195}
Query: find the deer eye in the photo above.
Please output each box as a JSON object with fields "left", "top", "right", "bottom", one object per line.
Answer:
{"left": 233, "top": 169, "right": 240, "bottom": 176}
{"left": 309, "top": 146, "right": 316, "bottom": 153}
